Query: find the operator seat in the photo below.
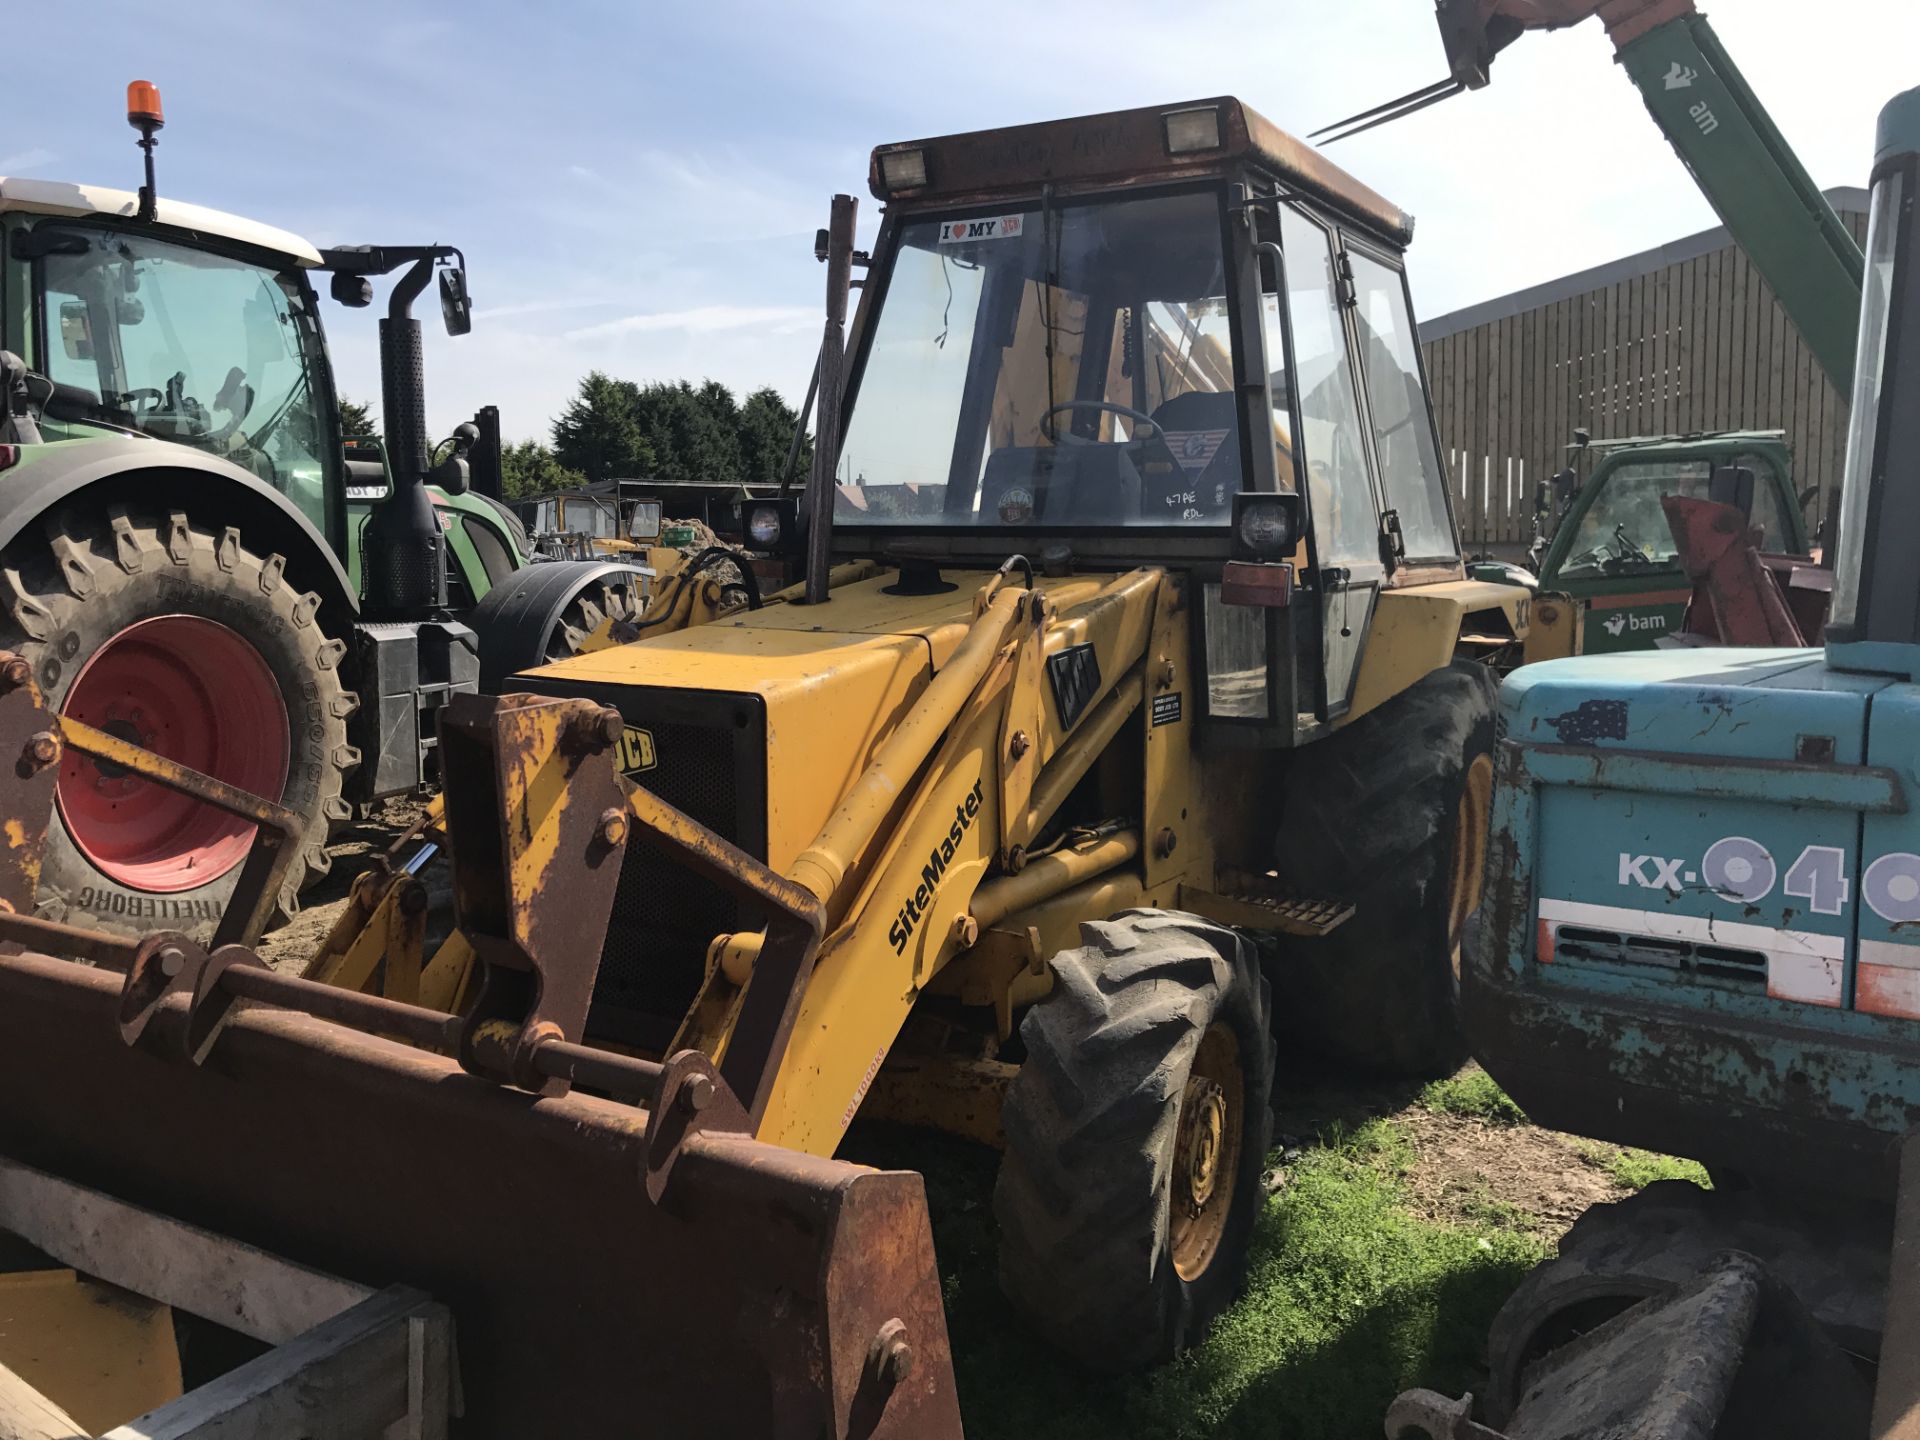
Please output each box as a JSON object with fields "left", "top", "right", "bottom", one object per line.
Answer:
{"left": 1147, "top": 391, "right": 1239, "bottom": 521}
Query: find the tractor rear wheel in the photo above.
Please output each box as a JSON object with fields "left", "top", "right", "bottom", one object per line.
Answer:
{"left": 1, "top": 506, "right": 355, "bottom": 934}
{"left": 469, "top": 560, "right": 647, "bottom": 692}
{"left": 994, "top": 909, "right": 1275, "bottom": 1370}
{"left": 1273, "top": 659, "right": 1498, "bottom": 1076}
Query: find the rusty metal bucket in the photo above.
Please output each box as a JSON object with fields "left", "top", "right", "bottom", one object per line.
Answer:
{"left": 0, "top": 659, "right": 962, "bottom": 1437}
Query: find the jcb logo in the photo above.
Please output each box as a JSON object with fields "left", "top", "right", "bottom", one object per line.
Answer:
{"left": 617, "top": 726, "right": 657, "bottom": 774}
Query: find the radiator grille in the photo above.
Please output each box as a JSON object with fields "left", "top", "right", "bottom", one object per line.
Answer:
{"left": 514, "top": 679, "right": 765, "bottom": 1051}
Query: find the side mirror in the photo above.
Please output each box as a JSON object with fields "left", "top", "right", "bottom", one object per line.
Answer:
{"left": 1533, "top": 477, "right": 1552, "bottom": 515}
{"left": 439, "top": 267, "right": 472, "bottom": 337}
{"left": 428, "top": 423, "right": 478, "bottom": 495}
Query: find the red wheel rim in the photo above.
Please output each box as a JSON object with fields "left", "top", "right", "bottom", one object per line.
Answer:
{"left": 57, "top": 615, "right": 290, "bottom": 893}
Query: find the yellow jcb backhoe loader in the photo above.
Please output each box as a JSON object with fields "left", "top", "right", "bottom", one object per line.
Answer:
{"left": 315, "top": 96, "right": 1530, "bottom": 1367}
{"left": 0, "top": 96, "right": 1529, "bottom": 1426}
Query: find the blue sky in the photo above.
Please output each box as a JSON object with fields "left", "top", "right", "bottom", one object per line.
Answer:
{"left": 10, "top": 0, "right": 1917, "bottom": 443}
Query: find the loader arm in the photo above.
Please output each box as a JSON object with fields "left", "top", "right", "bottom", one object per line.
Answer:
{"left": 682, "top": 566, "right": 1175, "bottom": 1155}
{"left": 1325, "top": 0, "right": 1864, "bottom": 390}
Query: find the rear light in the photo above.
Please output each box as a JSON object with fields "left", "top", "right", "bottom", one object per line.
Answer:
{"left": 0, "top": 445, "right": 19, "bottom": 473}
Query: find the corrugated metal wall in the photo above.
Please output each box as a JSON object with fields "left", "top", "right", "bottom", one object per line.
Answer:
{"left": 1420, "top": 210, "right": 1869, "bottom": 554}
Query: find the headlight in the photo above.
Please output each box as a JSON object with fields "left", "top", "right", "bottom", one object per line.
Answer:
{"left": 746, "top": 504, "right": 784, "bottom": 547}
{"left": 1235, "top": 495, "right": 1297, "bottom": 558}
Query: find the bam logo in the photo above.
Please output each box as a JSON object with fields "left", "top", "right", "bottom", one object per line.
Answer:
{"left": 1602, "top": 610, "right": 1668, "bottom": 638}
{"left": 888, "top": 781, "right": 985, "bottom": 954}
{"left": 616, "top": 726, "right": 657, "bottom": 774}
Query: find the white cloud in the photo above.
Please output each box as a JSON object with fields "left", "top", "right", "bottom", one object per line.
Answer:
{"left": 0, "top": 147, "right": 56, "bottom": 173}
{"left": 564, "top": 304, "right": 815, "bottom": 341}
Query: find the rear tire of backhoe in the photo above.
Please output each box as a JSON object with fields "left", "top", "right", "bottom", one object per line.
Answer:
{"left": 1273, "top": 659, "right": 1498, "bottom": 1077}
{"left": 0, "top": 505, "right": 356, "bottom": 936}
{"left": 994, "top": 910, "right": 1275, "bottom": 1370}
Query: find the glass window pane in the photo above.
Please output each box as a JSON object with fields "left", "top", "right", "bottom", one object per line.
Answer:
{"left": 837, "top": 191, "right": 1241, "bottom": 528}
{"left": 38, "top": 226, "right": 332, "bottom": 527}
{"left": 1203, "top": 584, "right": 1269, "bottom": 718}
{"left": 1280, "top": 207, "right": 1377, "bottom": 566}
{"left": 1561, "top": 455, "right": 1792, "bottom": 581}
{"left": 1348, "top": 251, "right": 1455, "bottom": 560}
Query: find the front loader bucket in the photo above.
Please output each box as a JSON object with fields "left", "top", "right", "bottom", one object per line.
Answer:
{"left": 0, "top": 949, "right": 961, "bottom": 1437}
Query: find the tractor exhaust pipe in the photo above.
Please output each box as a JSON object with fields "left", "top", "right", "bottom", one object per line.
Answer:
{"left": 363, "top": 256, "right": 448, "bottom": 618}
{"left": 803, "top": 195, "right": 858, "bottom": 606}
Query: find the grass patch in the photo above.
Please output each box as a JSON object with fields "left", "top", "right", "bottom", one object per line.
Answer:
{"left": 1577, "top": 1141, "right": 1712, "bottom": 1192}
{"left": 1418, "top": 1066, "right": 1526, "bottom": 1126}
{"left": 848, "top": 1116, "right": 1544, "bottom": 1440}
{"left": 1571, "top": 1138, "right": 1712, "bottom": 1191}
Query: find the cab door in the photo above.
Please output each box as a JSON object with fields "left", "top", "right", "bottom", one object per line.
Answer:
{"left": 1278, "top": 205, "right": 1382, "bottom": 720}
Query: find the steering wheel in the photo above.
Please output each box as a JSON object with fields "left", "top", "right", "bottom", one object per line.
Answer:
{"left": 116, "top": 387, "right": 165, "bottom": 416}
{"left": 1041, "top": 400, "right": 1162, "bottom": 448}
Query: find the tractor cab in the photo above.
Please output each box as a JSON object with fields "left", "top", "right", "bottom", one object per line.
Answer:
{"left": 1525, "top": 429, "right": 1811, "bottom": 657}
{"left": 1, "top": 176, "right": 348, "bottom": 551}
{"left": 821, "top": 98, "right": 1518, "bottom": 740}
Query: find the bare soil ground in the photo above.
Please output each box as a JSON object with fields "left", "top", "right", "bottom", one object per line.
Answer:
{"left": 255, "top": 798, "right": 430, "bottom": 971}
{"left": 1395, "top": 1106, "right": 1626, "bottom": 1238}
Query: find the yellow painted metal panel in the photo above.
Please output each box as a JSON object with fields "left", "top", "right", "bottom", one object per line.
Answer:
{"left": 0, "top": 1270, "right": 180, "bottom": 1433}
{"left": 1344, "top": 579, "right": 1528, "bottom": 724}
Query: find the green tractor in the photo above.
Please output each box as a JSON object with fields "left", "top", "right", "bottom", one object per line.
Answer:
{"left": 0, "top": 82, "right": 639, "bottom": 931}
{"left": 1517, "top": 428, "right": 1814, "bottom": 659}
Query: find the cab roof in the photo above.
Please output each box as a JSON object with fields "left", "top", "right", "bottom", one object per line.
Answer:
{"left": 869, "top": 96, "right": 1414, "bottom": 248}
{"left": 0, "top": 176, "right": 323, "bottom": 268}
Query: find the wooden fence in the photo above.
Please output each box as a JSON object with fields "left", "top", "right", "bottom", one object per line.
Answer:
{"left": 1421, "top": 208, "right": 1869, "bottom": 555}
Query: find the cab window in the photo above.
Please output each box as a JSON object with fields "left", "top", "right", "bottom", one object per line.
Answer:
{"left": 1280, "top": 206, "right": 1377, "bottom": 567}
{"left": 1348, "top": 249, "right": 1455, "bottom": 562}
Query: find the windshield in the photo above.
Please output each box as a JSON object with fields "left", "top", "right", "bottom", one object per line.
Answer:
{"left": 1832, "top": 165, "right": 1905, "bottom": 630}
{"left": 1558, "top": 454, "right": 1789, "bottom": 580}
{"left": 836, "top": 189, "right": 1253, "bottom": 528}
{"left": 35, "top": 224, "right": 337, "bottom": 533}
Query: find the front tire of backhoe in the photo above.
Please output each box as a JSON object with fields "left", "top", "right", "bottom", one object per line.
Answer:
{"left": 994, "top": 910, "right": 1275, "bottom": 1370}
{"left": 1273, "top": 659, "right": 1497, "bottom": 1077}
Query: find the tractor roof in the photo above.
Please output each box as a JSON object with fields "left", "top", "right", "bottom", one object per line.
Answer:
{"left": 0, "top": 176, "right": 323, "bottom": 268}
{"left": 869, "top": 96, "right": 1414, "bottom": 248}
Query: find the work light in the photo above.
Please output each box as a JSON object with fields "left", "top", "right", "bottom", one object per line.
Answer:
{"left": 877, "top": 147, "right": 929, "bottom": 192}
{"left": 1232, "top": 493, "right": 1300, "bottom": 560}
{"left": 1163, "top": 107, "right": 1222, "bottom": 155}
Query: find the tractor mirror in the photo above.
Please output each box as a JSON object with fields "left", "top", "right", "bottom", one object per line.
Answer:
{"left": 1550, "top": 466, "right": 1579, "bottom": 512}
{"left": 57, "top": 302, "right": 93, "bottom": 361}
{"left": 439, "top": 266, "right": 472, "bottom": 337}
